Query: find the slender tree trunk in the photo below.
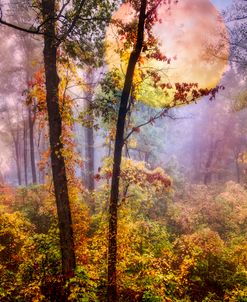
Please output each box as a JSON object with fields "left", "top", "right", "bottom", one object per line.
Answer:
{"left": 28, "top": 106, "right": 37, "bottom": 184}
{"left": 84, "top": 125, "right": 95, "bottom": 213}
{"left": 16, "top": 146, "right": 22, "bottom": 186}
{"left": 107, "top": 1, "right": 147, "bottom": 301}
{"left": 38, "top": 129, "right": 46, "bottom": 184}
{"left": 14, "top": 134, "right": 22, "bottom": 186}
{"left": 23, "top": 118, "right": 28, "bottom": 186}
{"left": 84, "top": 69, "right": 95, "bottom": 191}
{"left": 204, "top": 151, "right": 213, "bottom": 184}
{"left": 85, "top": 126, "right": 95, "bottom": 190}
{"left": 203, "top": 140, "right": 217, "bottom": 185}
{"left": 6, "top": 104, "right": 22, "bottom": 186}
{"left": 204, "top": 138, "right": 223, "bottom": 184}
{"left": 236, "top": 160, "right": 240, "bottom": 183}
{"left": 25, "top": 62, "right": 37, "bottom": 185}
{"left": 234, "top": 150, "right": 241, "bottom": 183}
{"left": 42, "top": 0, "right": 76, "bottom": 281}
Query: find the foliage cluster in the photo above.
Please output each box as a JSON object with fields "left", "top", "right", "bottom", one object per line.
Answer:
{"left": 0, "top": 179, "right": 247, "bottom": 301}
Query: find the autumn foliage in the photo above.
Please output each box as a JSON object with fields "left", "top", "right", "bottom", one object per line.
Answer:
{"left": 1, "top": 179, "right": 247, "bottom": 301}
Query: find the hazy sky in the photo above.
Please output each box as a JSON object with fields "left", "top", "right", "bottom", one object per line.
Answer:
{"left": 107, "top": 0, "right": 229, "bottom": 108}
{"left": 212, "top": 0, "right": 232, "bottom": 9}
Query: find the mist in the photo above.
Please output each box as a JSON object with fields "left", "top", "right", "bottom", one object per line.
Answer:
{"left": 1, "top": 0, "right": 247, "bottom": 301}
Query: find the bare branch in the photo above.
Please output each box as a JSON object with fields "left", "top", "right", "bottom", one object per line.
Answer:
{"left": 124, "top": 108, "right": 169, "bottom": 141}
{"left": 0, "top": 17, "right": 44, "bottom": 35}
{"left": 124, "top": 106, "right": 193, "bottom": 142}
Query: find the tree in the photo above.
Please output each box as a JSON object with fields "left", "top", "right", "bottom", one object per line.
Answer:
{"left": 0, "top": 0, "right": 79, "bottom": 282}
{"left": 83, "top": 67, "right": 96, "bottom": 192}
{"left": 0, "top": 0, "right": 117, "bottom": 289}
{"left": 7, "top": 0, "right": 41, "bottom": 185}
{"left": 4, "top": 101, "right": 24, "bottom": 186}
{"left": 105, "top": 1, "right": 221, "bottom": 300}
{"left": 40, "top": 0, "right": 76, "bottom": 280}
{"left": 107, "top": 1, "right": 147, "bottom": 299}
{"left": 223, "top": 0, "right": 247, "bottom": 73}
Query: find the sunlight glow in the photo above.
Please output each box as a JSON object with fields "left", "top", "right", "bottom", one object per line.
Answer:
{"left": 106, "top": 0, "right": 229, "bottom": 107}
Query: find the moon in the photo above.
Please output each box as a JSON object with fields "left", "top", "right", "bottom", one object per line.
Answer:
{"left": 105, "top": 0, "right": 229, "bottom": 108}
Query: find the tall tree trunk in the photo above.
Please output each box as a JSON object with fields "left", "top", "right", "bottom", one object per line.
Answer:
{"left": 15, "top": 138, "right": 22, "bottom": 186}
{"left": 38, "top": 129, "right": 46, "bottom": 184}
{"left": 28, "top": 106, "right": 37, "bottom": 184}
{"left": 204, "top": 140, "right": 216, "bottom": 185}
{"left": 23, "top": 118, "right": 28, "bottom": 186}
{"left": 6, "top": 104, "right": 22, "bottom": 186}
{"left": 12, "top": 126, "right": 22, "bottom": 186}
{"left": 107, "top": 1, "right": 147, "bottom": 301}
{"left": 234, "top": 150, "right": 241, "bottom": 183}
{"left": 84, "top": 69, "right": 95, "bottom": 191}
{"left": 236, "top": 159, "right": 240, "bottom": 183}
{"left": 85, "top": 126, "right": 95, "bottom": 190}
{"left": 42, "top": 0, "right": 76, "bottom": 281}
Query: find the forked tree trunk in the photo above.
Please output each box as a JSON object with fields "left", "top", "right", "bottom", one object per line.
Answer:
{"left": 42, "top": 0, "right": 76, "bottom": 281}
{"left": 107, "top": 1, "right": 147, "bottom": 301}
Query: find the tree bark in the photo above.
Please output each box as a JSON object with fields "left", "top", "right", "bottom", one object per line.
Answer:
{"left": 42, "top": 0, "right": 76, "bottom": 281}
{"left": 14, "top": 136, "right": 22, "bottom": 186}
{"left": 84, "top": 69, "right": 95, "bottom": 191}
{"left": 6, "top": 104, "right": 22, "bottom": 186}
{"left": 204, "top": 140, "right": 215, "bottom": 185}
{"left": 107, "top": 1, "right": 147, "bottom": 301}
{"left": 85, "top": 126, "right": 95, "bottom": 190}
{"left": 38, "top": 129, "right": 47, "bottom": 184}
{"left": 28, "top": 106, "right": 37, "bottom": 184}
{"left": 233, "top": 149, "right": 241, "bottom": 183}
{"left": 23, "top": 118, "right": 28, "bottom": 186}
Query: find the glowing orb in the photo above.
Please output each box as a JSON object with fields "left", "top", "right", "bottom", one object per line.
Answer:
{"left": 105, "top": 0, "right": 229, "bottom": 108}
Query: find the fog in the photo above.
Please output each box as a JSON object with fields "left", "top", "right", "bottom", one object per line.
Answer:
{"left": 0, "top": 0, "right": 246, "bottom": 189}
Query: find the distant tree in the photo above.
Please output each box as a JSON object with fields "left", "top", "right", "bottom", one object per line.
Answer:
{"left": 224, "top": 0, "right": 247, "bottom": 72}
